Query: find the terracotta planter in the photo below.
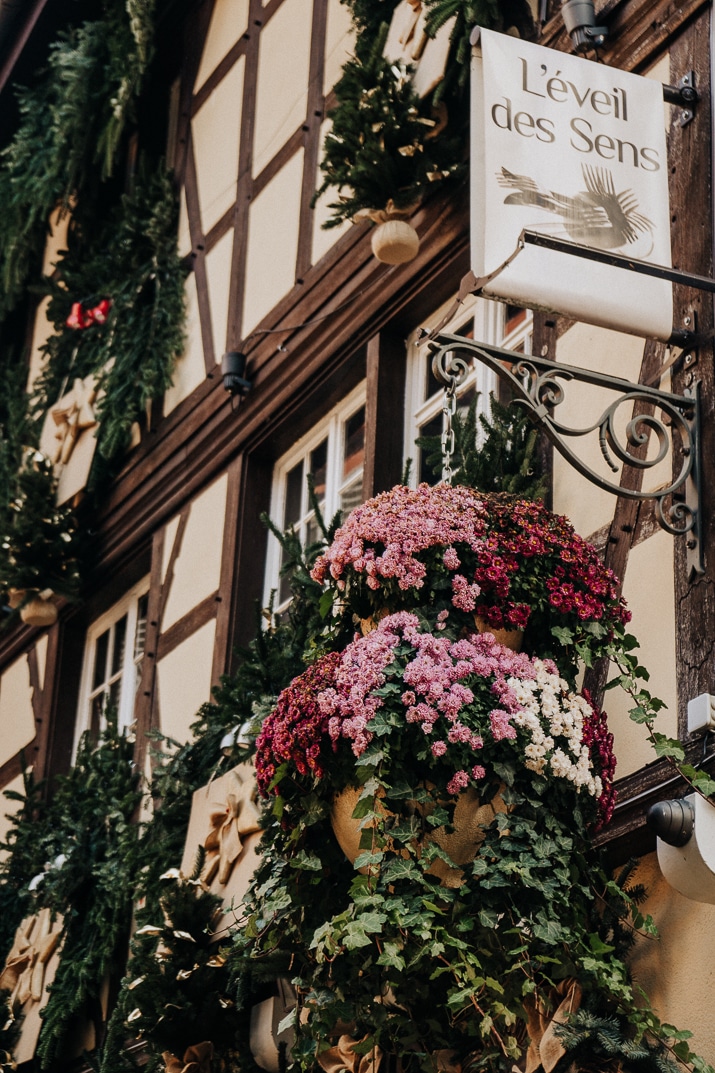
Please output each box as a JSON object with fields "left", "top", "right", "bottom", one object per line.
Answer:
{"left": 331, "top": 783, "right": 507, "bottom": 889}
{"left": 474, "top": 615, "right": 523, "bottom": 652}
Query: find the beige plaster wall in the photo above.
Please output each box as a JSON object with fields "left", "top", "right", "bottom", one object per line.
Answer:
{"left": 164, "top": 274, "right": 207, "bottom": 415}
{"left": 0, "top": 656, "right": 36, "bottom": 767}
{"left": 551, "top": 323, "right": 646, "bottom": 538}
{"left": 630, "top": 852, "right": 715, "bottom": 1064}
{"left": 192, "top": 57, "right": 244, "bottom": 234}
{"left": 604, "top": 530, "right": 677, "bottom": 779}
{"left": 253, "top": 0, "right": 312, "bottom": 178}
{"left": 243, "top": 150, "right": 304, "bottom": 335}
{"left": 324, "top": 0, "right": 355, "bottom": 94}
{"left": 205, "top": 226, "right": 234, "bottom": 361}
{"left": 195, "top": 0, "right": 249, "bottom": 91}
{"left": 156, "top": 618, "right": 217, "bottom": 744}
{"left": 161, "top": 473, "right": 228, "bottom": 630}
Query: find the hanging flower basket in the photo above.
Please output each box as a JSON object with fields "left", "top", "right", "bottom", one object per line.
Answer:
{"left": 256, "top": 613, "right": 616, "bottom": 835}
{"left": 311, "top": 484, "right": 630, "bottom": 678}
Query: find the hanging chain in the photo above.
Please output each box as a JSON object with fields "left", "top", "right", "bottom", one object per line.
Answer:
{"left": 430, "top": 344, "right": 471, "bottom": 486}
{"left": 441, "top": 375, "right": 458, "bottom": 484}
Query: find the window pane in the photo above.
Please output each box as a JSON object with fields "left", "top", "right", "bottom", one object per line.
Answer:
{"left": 305, "top": 512, "right": 323, "bottom": 548}
{"left": 108, "top": 677, "right": 122, "bottom": 712}
{"left": 343, "top": 407, "right": 365, "bottom": 483}
{"left": 284, "top": 462, "right": 303, "bottom": 528}
{"left": 90, "top": 691, "right": 105, "bottom": 741}
{"left": 310, "top": 439, "right": 328, "bottom": 500}
{"left": 112, "top": 615, "right": 127, "bottom": 678}
{"left": 134, "top": 594, "right": 149, "bottom": 662}
{"left": 340, "top": 477, "right": 363, "bottom": 517}
{"left": 418, "top": 414, "right": 443, "bottom": 485}
{"left": 93, "top": 631, "right": 109, "bottom": 691}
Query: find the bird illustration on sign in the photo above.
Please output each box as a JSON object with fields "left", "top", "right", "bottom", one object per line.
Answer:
{"left": 497, "top": 163, "right": 654, "bottom": 253}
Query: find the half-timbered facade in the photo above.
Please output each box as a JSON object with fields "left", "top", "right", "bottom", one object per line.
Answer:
{"left": 1, "top": 0, "right": 714, "bottom": 1066}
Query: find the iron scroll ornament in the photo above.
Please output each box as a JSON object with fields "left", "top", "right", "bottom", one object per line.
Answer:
{"left": 429, "top": 333, "right": 703, "bottom": 578}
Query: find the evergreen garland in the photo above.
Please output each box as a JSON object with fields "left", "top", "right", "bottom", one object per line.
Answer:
{"left": 0, "top": 715, "right": 142, "bottom": 1069}
{"left": 317, "top": 0, "right": 536, "bottom": 227}
{"left": 423, "top": 0, "right": 536, "bottom": 94}
{"left": 315, "top": 27, "right": 464, "bottom": 227}
{"left": 33, "top": 162, "right": 186, "bottom": 478}
{"left": 0, "top": 0, "right": 156, "bottom": 321}
{"left": 0, "top": 360, "right": 83, "bottom": 607}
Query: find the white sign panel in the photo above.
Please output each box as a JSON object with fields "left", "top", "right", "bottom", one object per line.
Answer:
{"left": 471, "top": 29, "right": 673, "bottom": 340}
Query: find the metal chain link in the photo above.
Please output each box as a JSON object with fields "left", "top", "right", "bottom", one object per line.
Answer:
{"left": 441, "top": 377, "right": 458, "bottom": 484}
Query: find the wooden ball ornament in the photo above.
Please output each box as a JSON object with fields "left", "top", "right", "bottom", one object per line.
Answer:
{"left": 371, "top": 219, "right": 420, "bottom": 265}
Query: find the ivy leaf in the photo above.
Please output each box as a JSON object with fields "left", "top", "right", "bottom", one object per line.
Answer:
{"left": 551, "top": 626, "right": 573, "bottom": 645}
{"left": 650, "top": 733, "right": 685, "bottom": 761}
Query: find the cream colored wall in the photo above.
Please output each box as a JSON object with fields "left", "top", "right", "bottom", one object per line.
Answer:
{"left": 603, "top": 530, "right": 677, "bottom": 778}
{"left": 192, "top": 57, "right": 244, "bottom": 234}
{"left": 324, "top": 0, "right": 355, "bottom": 93}
{"left": 161, "top": 473, "right": 227, "bottom": 630}
{"left": 0, "top": 655, "right": 36, "bottom": 767}
{"left": 253, "top": 0, "right": 312, "bottom": 178}
{"left": 630, "top": 853, "right": 715, "bottom": 1064}
{"left": 205, "top": 227, "right": 234, "bottom": 360}
{"left": 194, "top": 0, "right": 249, "bottom": 91}
{"left": 551, "top": 323, "right": 646, "bottom": 538}
{"left": 243, "top": 150, "right": 304, "bottom": 335}
{"left": 164, "top": 274, "right": 207, "bottom": 414}
{"left": 156, "top": 619, "right": 217, "bottom": 744}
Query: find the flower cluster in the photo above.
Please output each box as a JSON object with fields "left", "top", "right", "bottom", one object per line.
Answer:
{"left": 255, "top": 651, "right": 341, "bottom": 794}
{"left": 256, "top": 614, "right": 616, "bottom": 822}
{"left": 311, "top": 484, "right": 630, "bottom": 676}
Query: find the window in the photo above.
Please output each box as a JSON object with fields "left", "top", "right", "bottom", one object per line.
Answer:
{"left": 74, "top": 579, "right": 150, "bottom": 750}
{"left": 404, "top": 296, "right": 532, "bottom": 484}
{"left": 264, "top": 384, "right": 366, "bottom": 612}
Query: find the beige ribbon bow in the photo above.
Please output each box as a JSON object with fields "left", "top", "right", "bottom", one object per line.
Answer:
{"left": 203, "top": 767, "right": 262, "bottom": 886}
{"left": 162, "top": 1041, "right": 214, "bottom": 1073}
{"left": 353, "top": 199, "right": 421, "bottom": 227}
{"left": 316, "top": 1035, "right": 383, "bottom": 1073}
{"left": 0, "top": 909, "right": 62, "bottom": 1013}
{"left": 50, "top": 377, "right": 98, "bottom": 467}
{"left": 523, "top": 978, "right": 583, "bottom": 1073}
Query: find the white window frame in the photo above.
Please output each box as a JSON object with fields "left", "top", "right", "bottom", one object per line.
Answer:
{"left": 403, "top": 296, "right": 533, "bottom": 485}
{"left": 264, "top": 382, "right": 367, "bottom": 613}
{"left": 74, "top": 577, "right": 150, "bottom": 754}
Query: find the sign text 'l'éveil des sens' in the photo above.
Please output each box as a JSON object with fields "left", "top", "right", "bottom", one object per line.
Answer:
{"left": 471, "top": 29, "right": 673, "bottom": 340}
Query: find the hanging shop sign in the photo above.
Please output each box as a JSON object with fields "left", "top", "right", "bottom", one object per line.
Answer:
{"left": 471, "top": 29, "right": 673, "bottom": 340}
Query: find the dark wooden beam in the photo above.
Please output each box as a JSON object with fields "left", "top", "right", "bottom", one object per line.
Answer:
{"left": 364, "top": 333, "right": 407, "bottom": 498}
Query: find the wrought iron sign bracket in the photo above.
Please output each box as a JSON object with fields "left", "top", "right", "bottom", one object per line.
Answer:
{"left": 430, "top": 333, "right": 704, "bottom": 579}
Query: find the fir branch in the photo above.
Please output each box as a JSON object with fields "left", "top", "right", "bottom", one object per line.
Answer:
{"left": 416, "top": 392, "right": 548, "bottom": 500}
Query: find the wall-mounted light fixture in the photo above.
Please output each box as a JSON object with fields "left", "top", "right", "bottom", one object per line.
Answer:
{"left": 561, "top": 0, "right": 608, "bottom": 52}
{"left": 221, "top": 351, "right": 252, "bottom": 399}
{"left": 648, "top": 794, "right": 715, "bottom": 904}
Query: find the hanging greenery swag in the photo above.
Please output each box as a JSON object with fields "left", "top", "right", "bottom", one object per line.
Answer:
{"left": 0, "top": 0, "right": 185, "bottom": 607}
{"left": 314, "top": 0, "right": 536, "bottom": 229}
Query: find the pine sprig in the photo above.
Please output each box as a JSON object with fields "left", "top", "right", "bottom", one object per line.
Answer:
{"left": 416, "top": 392, "right": 548, "bottom": 500}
